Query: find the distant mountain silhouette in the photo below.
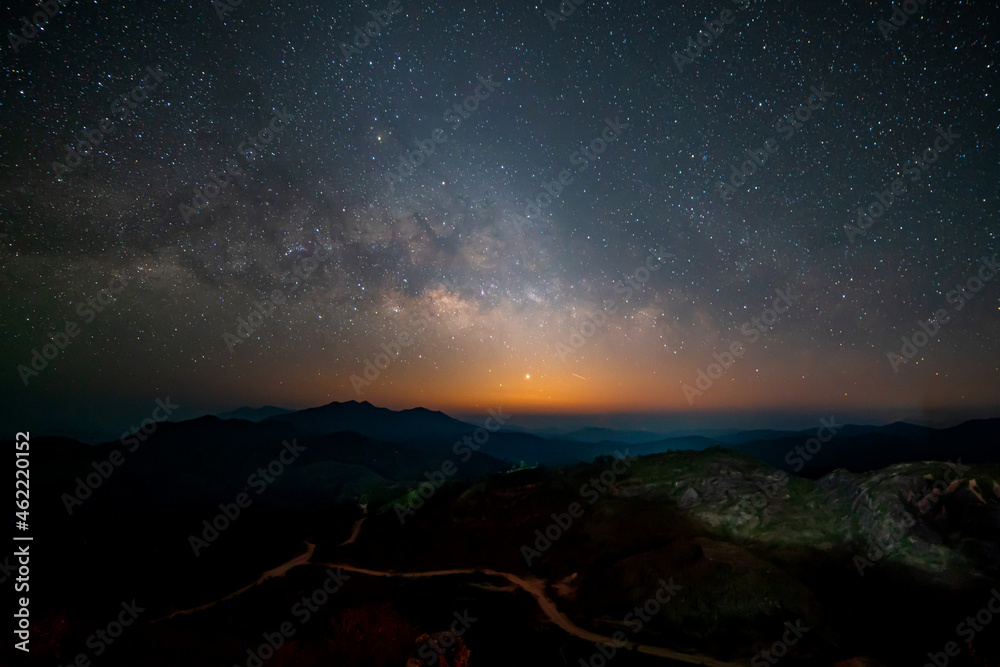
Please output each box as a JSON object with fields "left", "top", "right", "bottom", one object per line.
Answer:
{"left": 20, "top": 404, "right": 1000, "bottom": 667}
{"left": 32, "top": 402, "right": 1000, "bottom": 522}
{"left": 35, "top": 413, "right": 508, "bottom": 517}
{"left": 712, "top": 428, "right": 804, "bottom": 445}
{"left": 145, "top": 403, "right": 1000, "bottom": 474}
{"left": 732, "top": 418, "right": 1000, "bottom": 477}
{"left": 216, "top": 405, "right": 293, "bottom": 421}
{"left": 556, "top": 427, "right": 670, "bottom": 445}
{"left": 262, "top": 400, "right": 476, "bottom": 441}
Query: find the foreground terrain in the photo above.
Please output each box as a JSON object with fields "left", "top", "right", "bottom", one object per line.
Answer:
{"left": 12, "top": 414, "right": 1000, "bottom": 666}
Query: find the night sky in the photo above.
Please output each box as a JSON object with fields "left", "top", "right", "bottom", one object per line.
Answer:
{"left": 2, "top": 0, "right": 998, "bottom": 437}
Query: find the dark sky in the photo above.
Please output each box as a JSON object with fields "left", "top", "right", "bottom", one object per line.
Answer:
{"left": 2, "top": 0, "right": 998, "bottom": 438}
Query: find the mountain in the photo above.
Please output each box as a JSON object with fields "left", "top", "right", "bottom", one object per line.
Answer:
{"left": 42, "top": 402, "right": 1000, "bottom": 516}
{"left": 556, "top": 426, "right": 670, "bottom": 444}
{"left": 430, "top": 432, "right": 724, "bottom": 467}
{"left": 262, "top": 400, "right": 476, "bottom": 441}
{"left": 712, "top": 428, "right": 803, "bottom": 445}
{"left": 732, "top": 418, "right": 1000, "bottom": 477}
{"left": 492, "top": 417, "right": 999, "bottom": 473}
{"left": 216, "top": 405, "right": 293, "bottom": 421}
{"left": 18, "top": 402, "right": 1000, "bottom": 667}
{"left": 37, "top": 414, "right": 509, "bottom": 518}
{"left": 366, "top": 446, "right": 1000, "bottom": 665}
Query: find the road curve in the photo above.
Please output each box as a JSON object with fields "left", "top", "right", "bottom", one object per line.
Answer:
{"left": 155, "top": 537, "right": 741, "bottom": 666}
{"left": 312, "top": 561, "right": 742, "bottom": 667}
{"left": 152, "top": 542, "right": 316, "bottom": 622}
{"left": 339, "top": 516, "right": 367, "bottom": 546}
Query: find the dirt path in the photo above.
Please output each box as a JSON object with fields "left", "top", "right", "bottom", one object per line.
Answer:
{"left": 152, "top": 542, "right": 316, "bottom": 622}
{"left": 312, "top": 561, "right": 741, "bottom": 667}
{"left": 155, "top": 522, "right": 741, "bottom": 666}
{"left": 339, "top": 516, "right": 367, "bottom": 546}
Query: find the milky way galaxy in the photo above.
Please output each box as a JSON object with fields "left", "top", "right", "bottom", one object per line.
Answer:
{"left": 2, "top": 0, "right": 998, "bottom": 436}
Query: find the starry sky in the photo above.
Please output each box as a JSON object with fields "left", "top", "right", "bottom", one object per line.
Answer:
{"left": 2, "top": 0, "right": 998, "bottom": 438}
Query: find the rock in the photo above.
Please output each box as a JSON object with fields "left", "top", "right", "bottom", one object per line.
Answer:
{"left": 678, "top": 487, "right": 700, "bottom": 508}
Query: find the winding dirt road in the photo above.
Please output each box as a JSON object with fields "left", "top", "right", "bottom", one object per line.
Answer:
{"left": 310, "top": 560, "right": 740, "bottom": 666}
{"left": 156, "top": 520, "right": 741, "bottom": 666}
{"left": 154, "top": 542, "right": 317, "bottom": 622}
{"left": 339, "top": 516, "right": 367, "bottom": 546}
